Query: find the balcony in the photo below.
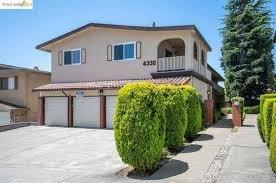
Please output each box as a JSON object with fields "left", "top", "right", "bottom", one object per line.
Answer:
{"left": 156, "top": 38, "right": 207, "bottom": 77}
{"left": 157, "top": 56, "right": 185, "bottom": 72}
{"left": 193, "top": 59, "right": 206, "bottom": 77}
{"left": 156, "top": 56, "right": 206, "bottom": 77}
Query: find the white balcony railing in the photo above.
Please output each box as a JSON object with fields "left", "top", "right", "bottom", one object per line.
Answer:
{"left": 156, "top": 56, "right": 207, "bottom": 77}
{"left": 193, "top": 59, "right": 206, "bottom": 77}
{"left": 157, "top": 56, "right": 185, "bottom": 72}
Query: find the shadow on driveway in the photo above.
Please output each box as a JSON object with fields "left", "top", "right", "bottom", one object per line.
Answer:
{"left": 128, "top": 159, "right": 189, "bottom": 180}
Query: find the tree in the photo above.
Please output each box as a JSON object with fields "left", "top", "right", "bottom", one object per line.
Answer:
{"left": 221, "top": 0, "right": 274, "bottom": 106}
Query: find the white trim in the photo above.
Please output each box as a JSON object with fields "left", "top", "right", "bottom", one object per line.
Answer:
{"left": 112, "top": 41, "right": 136, "bottom": 61}
{"left": 62, "top": 48, "right": 82, "bottom": 66}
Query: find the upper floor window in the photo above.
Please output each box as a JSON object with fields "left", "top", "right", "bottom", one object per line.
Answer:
{"left": 114, "top": 42, "right": 135, "bottom": 61}
{"left": 201, "top": 50, "right": 205, "bottom": 65}
{"left": 193, "top": 42, "right": 198, "bottom": 60}
{"left": 0, "top": 77, "right": 17, "bottom": 90}
{"left": 63, "top": 49, "right": 81, "bottom": 65}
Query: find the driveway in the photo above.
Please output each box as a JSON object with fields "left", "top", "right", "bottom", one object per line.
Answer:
{"left": 0, "top": 126, "right": 127, "bottom": 183}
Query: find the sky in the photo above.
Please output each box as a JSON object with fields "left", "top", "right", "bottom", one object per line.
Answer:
{"left": 0, "top": 0, "right": 275, "bottom": 76}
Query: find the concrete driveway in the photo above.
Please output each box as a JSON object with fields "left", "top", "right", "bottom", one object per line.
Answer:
{"left": 0, "top": 126, "right": 127, "bottom": 183}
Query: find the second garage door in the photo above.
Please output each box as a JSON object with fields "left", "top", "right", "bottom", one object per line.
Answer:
{"left": 106, "top": 96, "right": 117, "bottom": 129}
{"left": 45, "top": 97, "right": 68, "bottom": 126}
{"left": 73, "top": 97, "right": 100, "bottom": 128}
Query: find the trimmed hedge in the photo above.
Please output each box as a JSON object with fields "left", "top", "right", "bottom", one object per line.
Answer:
{"left": 257, "top": 114, "right": 264, "bottom": 142}
{"left": 263, "top": 98, "right": 276, "bottom": 146}
{"left": 244, "top": 106, "right": 259, "bottom": 114}
{"left": 270, "top": 102, "right": 276, "bottom": 172}
{"left": 179, "top": 85, "right": 202, "bottom": 139}
{"left": 114, "top": 82, "right": 166, "bottom": 173}
{"left": 260, "top": 93, "right": 276, "bottom": 124}
{"left": 158, "top": 85, "right": 187, "bottom": 149}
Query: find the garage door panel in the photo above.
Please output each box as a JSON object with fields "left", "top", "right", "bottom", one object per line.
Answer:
{"left": 45, "top": 97, "right": 68, "bottom": 126}
{"left": 73, "top": 97, "right": 100, "bottom": 128}
{"left": 106, "top": 96, "right": 117, "bottom": 129}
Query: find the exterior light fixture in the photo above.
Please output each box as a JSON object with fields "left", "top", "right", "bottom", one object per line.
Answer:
{"left": 98, "top": 89, "right": 103, "bottom": 96}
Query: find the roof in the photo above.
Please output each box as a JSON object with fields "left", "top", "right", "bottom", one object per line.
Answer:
{"left": 0, "top": 100, "right": 28, "bottom": 111}
{"left": 33, "top": 77, "right": 191, "bottom": 91}
{"left": 0, "top": 64, "right": 50, "bottom": 75}
{"left": 36, "top": 23, "right": 212, "bottom": 51}
{"left": 207, "top": 64, "right": 224, "bottom": 81}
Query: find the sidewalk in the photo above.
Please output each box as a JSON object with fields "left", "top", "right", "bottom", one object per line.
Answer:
{"left": 150, "top": 117, "right": 233, "bottom": 182}
{"left": 148, "top": 115, "right": 276, "bottom": 183}
{"left": 217, "top": 114, "right": 276, "bottom": 183}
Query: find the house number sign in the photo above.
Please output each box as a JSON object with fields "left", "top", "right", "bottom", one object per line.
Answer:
{"left": 143, "top": 60, "right": 156, "bottom": 66}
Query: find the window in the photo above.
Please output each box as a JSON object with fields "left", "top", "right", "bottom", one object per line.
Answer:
{"left": 193, "top": 42, "right": 198, "bottom": 60}
{"left": 0, "top": 78, "right": 8, "bottom": 90}
{"left": 0, "top": 77, "right": 17, "bottom": 90}
{"left": 201, "top": 50, "right": 205, "bottom": 65}
{"left": 63, "top": 49, "right": 81, "bottom": 65}
{"left": 114, "top": 42, "right": 135, "bottom": 61}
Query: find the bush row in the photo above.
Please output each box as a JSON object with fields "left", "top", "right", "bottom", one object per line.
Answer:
{"left": 257, "top": 93, "right": 276, "bottom": 173}
{"left": 260, "top": 93, "right": 276, "bottom": 124}
{"left": 114, "top": 82, "right": 202, "bottom": 172}
{"left": 244, "top": 106, "right": 259, "bottom": 114}
{"left": 270, "top": 103, "right": 276, "bottom": 173}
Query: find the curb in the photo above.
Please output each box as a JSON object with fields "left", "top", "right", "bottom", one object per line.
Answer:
{"left": 0, "top": 122, "right": 39, "bottom": 132}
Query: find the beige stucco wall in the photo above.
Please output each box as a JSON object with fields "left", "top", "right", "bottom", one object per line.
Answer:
{"left": 0, "top": 70, "right": 51, "bottom": 121}
{"left": 49, "top": 27, "right": 209, "bottom": 83}
{"left": 189, "top": 76, "right": 211, "bottom": 101}
{"left": 26, "top": 72, "right": 51, "bottom": 121}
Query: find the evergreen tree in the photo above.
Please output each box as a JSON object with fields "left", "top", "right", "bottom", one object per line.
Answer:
{"left": 221, "top": 0, "right": 274, "bottom": 105}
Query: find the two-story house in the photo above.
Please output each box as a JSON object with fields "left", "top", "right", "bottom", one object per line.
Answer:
{"left": 0, "top": 64, "right": 51, "bottom": 125}
{"left": 34, "top": 23, "right": 224, "bottom": 128}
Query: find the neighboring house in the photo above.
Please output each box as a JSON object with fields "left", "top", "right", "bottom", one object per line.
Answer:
{"left": 0, "top": 64, "right": 51, "bottom": 124}
{"left": 34, "top": 23, "right": 224, "bottom": 128}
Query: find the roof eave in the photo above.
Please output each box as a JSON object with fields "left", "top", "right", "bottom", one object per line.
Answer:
{"left": 36, "top": 23, "right": 212, "bottom": 51}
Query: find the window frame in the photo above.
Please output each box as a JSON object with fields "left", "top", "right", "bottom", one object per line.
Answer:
{"left": 112, "top": 41, "right": 136, "bottom": 61}
{"left": 62, "top": 48, "right": 82, "bottom": 66}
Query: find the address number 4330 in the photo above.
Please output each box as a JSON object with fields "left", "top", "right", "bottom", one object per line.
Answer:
{"left": 143, "top": 60, "right": 156, "bottom": 66}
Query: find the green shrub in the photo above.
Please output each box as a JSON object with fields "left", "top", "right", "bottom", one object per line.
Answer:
{"left": 269, "top": 103, "right": 276, "bottom": 172}
{"left": 214, "top": 110, "right": 222, "bottom": 122}
{"left": 260, "top": 93, "right": 276, "bottom": 124}
{"left": 114, "top": 82, "right": 166, "bottom": 173}
{"left": 244, "top": 106, "right": 259, "bottom": 114}
{"left": 263, "top": 98, "right": 276, "bottom": 146}
{"left": 179, "top": 85, "right": 202, "bottom": 139}
{"left": 158, "top": 85, "right": 187, "bottom": 149}
{"left": 221, "top": 107, "right": 232, "bottom": 114}
{"left": 257, "top": 114, "right": 264, "bottom": 142}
